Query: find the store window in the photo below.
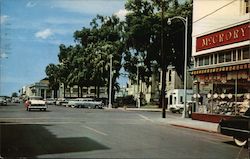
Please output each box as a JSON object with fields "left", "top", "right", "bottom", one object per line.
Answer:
{"left": 238, "top": 49, "right": 242, "bottom": 60}
{"left": 242, "top": 47, "right": 250, "bottom": 59}
{"left": 219, "top": 53, "right": 224, "bottom": 63}
{"left": 233, "top": 50, "right": 236, "bottom": 61}
{"left": 204, "top": 56, "right": 209, "bottom": 65}
{"left": 198, "top": 57, "right": 203, "bottom": 66}
{"left": 214, "top": 54, "right": 218, "bottom": 64}
{"left": 225, "top": 51, "right": 231, "bottom": 62}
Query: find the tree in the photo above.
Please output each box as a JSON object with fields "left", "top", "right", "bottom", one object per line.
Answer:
{"left": 45, "top": 64, "right": 60, "bottom": 98}
{"left": 123, "top": 0, "right": 193, "bottom": 108}
{"left": 11, "top": 92, "right": 18, "bottom": 97}
{"left": 73, "top": 15, "right": 124, "bottom": 102}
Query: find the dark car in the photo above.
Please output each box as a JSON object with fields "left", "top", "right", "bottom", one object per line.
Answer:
{"left": 218, "top": 108, "right": 250, "bottom": 147}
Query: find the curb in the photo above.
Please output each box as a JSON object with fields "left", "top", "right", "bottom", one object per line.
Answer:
{"left": 118, "top": 107, "right": 163, "bottom": 112}
{"left": 170, "top": 124, "right": 218, "bottom": 134}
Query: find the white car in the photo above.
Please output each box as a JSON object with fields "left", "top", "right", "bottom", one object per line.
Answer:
{"left": 0, "top": 96, "right": 7, "bottom": 106}
{"left": 169, "top": 104, "right": 184, "bottom": 113}
{"left": 26, "top": 96, "right": 47, "bottom": 111}
{"left": 67, "top": 98, "right": 103, "bottom": 109}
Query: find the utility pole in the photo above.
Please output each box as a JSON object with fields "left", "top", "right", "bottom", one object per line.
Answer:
{"left": 168, "top": 16, "right": 188, "bottom": 118}
{"left": 160, "top": 0, "right": 167, "bottom": 118}
{"left": 137, "top": 64, "right": 141, "bottom": 108}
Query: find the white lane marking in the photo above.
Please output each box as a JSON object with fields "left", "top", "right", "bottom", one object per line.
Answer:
{"left": 0, "top": 122, "right": 80, "bottom": 125}
{"left": 83, "top": 126, "right": 108, "bottom": 136}
{"left": 137, "top": 114, "right": 153, "bottom": 122}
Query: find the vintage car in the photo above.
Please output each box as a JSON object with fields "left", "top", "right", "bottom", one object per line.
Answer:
{"left": 218, "top": 108, "right": 250, "bottom": 147}
{"left": 46, "top": 98, "right": 56, "bottom": 105}
{"left": 66, "top": 98, "right": 103, "bottom": 109}
{"left": 26, "top": 96, "right": 48, "bottom": 111}
{"left": 56, "top": 98, "right": 68, "bottom": 106}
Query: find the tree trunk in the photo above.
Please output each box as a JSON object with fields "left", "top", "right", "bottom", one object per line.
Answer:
{"left": 63, "top": 83, "right": 66, "bottom": 98}
{"left": 78, "top": 85, "right": 80, "bottom": 97}
{"left": 80, "top": 86, "right": 83, "bottom": 98}
{"left": 54, "top": 89, "right": 58, "bottom": 98}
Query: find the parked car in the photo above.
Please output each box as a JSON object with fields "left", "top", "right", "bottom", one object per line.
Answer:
{"left": 25, "top": 96, "right": 47, "bottom": 111}
{"left": 0, "top": 96, "right": 7, "bottom": 106}
{"left": 169, "top": 104, "right": 184, "bottom": 113}
{"left": 218, "top": 108, "right": 250, "bottom": 147}
{"left": 67, "top": 98, "right": 103, "bottom": 109}
{"left": 12, "top": 97, "right": 21, "bottom": 103}
{"left": 46, "top": 98, "right": 56, "bottom": 105}
{"left": 56, "top": 98, "right": 68, "bottom": 106}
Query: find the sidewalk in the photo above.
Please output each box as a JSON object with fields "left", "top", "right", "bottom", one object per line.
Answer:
{"left": 119, "top": 107, "right": 219, "bottom": 133}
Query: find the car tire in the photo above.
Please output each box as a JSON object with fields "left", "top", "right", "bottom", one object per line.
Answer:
{"left": 233, "top": 137, "right": 247, "bottom": 146}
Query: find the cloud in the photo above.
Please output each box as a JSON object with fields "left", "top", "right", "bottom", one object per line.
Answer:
{"left": 114, "top": 9, "right": 129, "bottom": 21}
{"left": 0, "top": 15, "right": 9, "bottom": 24}
{"left": 26, "top": 1, "right": 37, "bottom": 8}
{"left": 35, "top": 28, "right": 53, "bottom": 39}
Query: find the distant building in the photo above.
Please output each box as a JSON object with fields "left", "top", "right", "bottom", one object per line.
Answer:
{"left": 21, "top": 79, "right": 50, "bottom": 99}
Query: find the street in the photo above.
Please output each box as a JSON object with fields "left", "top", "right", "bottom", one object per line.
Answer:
{"left": 0, "top": 103, "right": 249, "bottom": 158}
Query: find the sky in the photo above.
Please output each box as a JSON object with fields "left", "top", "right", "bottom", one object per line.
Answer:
{"left": 0, "top": 0, "right": 128, "bottom": 96}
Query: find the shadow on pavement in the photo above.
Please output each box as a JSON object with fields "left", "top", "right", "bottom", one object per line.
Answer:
{"left": 1, "top": 124, "right": 109, "bottom": 158}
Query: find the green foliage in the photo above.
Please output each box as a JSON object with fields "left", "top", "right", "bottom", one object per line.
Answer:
{"left": 44, "top": 0, "right": 193, "bottom": 98}
{"left": 123, "top": 0, "right": 193, "bottom": 83}
{"left": 11, "top": 92, "right": 18, "bottom": 97}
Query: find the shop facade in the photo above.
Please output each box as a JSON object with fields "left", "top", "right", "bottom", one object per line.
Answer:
{"left": 191, "top": 0, "right": 250, "bottom": 122}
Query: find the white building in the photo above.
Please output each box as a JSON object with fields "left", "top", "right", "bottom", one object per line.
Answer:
{"left": 192, "top": 0, "right": 250, "bottom": 116}
{"left": 21, "top": 79, "right": 50, "bottom": 99}
{"left": 165, "top": 65, "right": 193, "bottom": 109}
{"left": 127, "top": 65, "right": 193, "bottom": 107}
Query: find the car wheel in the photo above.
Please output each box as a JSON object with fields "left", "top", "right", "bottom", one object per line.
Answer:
{"left": 233, "top": 137, "right": 247, "bottom": 146}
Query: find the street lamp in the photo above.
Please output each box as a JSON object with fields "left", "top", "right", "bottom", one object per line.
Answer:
{"left": 108, "top": 54, "right": 113, "bottom": 109}
{"left": 137, "top": 64, "right": 141, "bottom": 108}
{"left": 168, "top": 16, "right": 188, "bottom": 118}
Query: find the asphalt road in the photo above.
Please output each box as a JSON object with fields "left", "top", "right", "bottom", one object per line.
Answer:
{"left": 0, "top": 103, "right": 249, "bottom": 158}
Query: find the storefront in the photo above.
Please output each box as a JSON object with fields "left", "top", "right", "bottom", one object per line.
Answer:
{"left": 191, "top": 22, "right": 250, "bottom": 122}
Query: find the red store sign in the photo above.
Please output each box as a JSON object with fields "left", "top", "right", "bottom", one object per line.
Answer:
{"left": 196, "top": 22, "right": 250, "bottom": 52}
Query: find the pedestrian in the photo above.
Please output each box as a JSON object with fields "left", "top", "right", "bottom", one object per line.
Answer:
{"left": 25, "top": 98, "right": 30, "bottom": 110}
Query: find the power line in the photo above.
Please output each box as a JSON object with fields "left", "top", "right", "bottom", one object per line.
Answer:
{"left": 193, "top": 0, "right": 238, "bottom": 24}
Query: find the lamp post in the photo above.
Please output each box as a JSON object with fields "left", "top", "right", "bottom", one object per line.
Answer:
{"left": 168, "top": 16, "right": 188, "bottom": 118}
{"left": 137, "top": 64, "right": 141, "bottom": 108}
{"left": 108, "top": 54, "right": 113, "bottom": 109}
